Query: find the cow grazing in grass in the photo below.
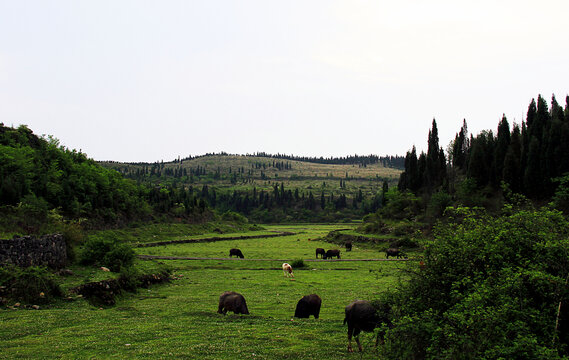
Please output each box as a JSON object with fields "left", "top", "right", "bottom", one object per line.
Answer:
{"left": 294, "top": 294, "right": 322, "bottom": 319}
{"left": 218, "top": 291, "right": 249, "bottom": 315}
{"left": 229, "top": 248, "right": 244, "bottom": 258}
{"left": 325, "top": 249, "right": 341, "bottom": 259}
{"left": 345, "top": 241, "right": 352, "bottom": 252}
{"left": 315, "top": 248, "right": 326, "bottom": 259}
{"left": 385, "top": 248, "right": 406, "bottom": 259}
{"left": 344, "top": 300, "right": 381, "bottom": 352}
{"left": 282, "top": 263, "right": 294, "bottom": 277}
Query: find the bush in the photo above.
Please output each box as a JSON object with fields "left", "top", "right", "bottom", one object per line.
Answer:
{"left": 0, "top": 265, "right": 62, "bottom": 304}
{"left": 103, "top": 243, "right": 135, "bottom": 272}
{"left": 118, "top": 266, "right": 141, "bottom": 292}
{"left": 426, "top": 190, "right": 452, "bottom": 221}
{"left": 380, "top": 190, "right": 423, "bottom": 220}
{"left": 221, "top": 211, "right": 249, "bottom": 224}
{"left": 382, "top": 207, "right": 569, "bottom": 359}
{"left": 290, "top": 259, "right": 306, "bottom": 268}
{"left": 80, "top": 236, "right": 135, "bottom": 272}
{"left": 389, "top": 236, "right": 419, "bottom": 249}
{"left": 359, "top": 213, "right": 388, "bottom": 234}
{"left": 60, "top": 221, "right": 84, "bottom": 264}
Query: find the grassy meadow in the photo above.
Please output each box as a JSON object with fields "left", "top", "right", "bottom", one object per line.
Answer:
{"left": 1, "top": 224, "right": 413, "bottom": 359}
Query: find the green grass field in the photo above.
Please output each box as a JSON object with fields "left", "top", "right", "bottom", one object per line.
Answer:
{"left": 1, "top": 224, "right": 413, "bottom": 359}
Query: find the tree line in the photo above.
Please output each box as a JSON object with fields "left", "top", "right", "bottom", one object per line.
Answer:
{"left": 110, "top": 152, "right": 405, "bottom": 169}
{"left": 0, "top": 124, "right": 391, "bottom": 229}
{"left": 398, "top": 94, "right": 569, "bottom": 204}
{"left": 0, "top": 124, "right": 213, "bottom": 231}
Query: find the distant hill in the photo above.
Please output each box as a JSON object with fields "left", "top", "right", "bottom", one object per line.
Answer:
{"left": 100, "top": 153, "right": 404, "bottom": 223}
{"left": 100, "top": 153, "right": 402, "bottom": 195}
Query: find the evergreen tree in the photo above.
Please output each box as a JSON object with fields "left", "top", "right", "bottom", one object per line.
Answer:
{"left": 493, "top": 115, "right": 511, "bottom": 185}
{"left": 467, "top": 131, "right": 494, "bottom": 186}
{"left": 452, "top": 119, "right": 469, "bottom": 170}
{"left": 425, "top": 119, "right": 443, "bottom": 189}
{"left": 524, "top": 136, "right": 543, "bottom": 198}
{"left": 503, "top": 124, "right": 522, "bottom": 193}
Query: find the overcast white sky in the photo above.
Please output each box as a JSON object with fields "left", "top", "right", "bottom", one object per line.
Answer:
{"left": 1, "top": 1, "right": 568, "bottom": 162}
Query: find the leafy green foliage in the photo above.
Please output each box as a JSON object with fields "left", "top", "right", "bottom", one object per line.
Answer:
{"left": 0, "top": 265, "right": 62, "bottom": 304}
{"left": 290, "top": 259, "right": 306, "bottom": 268}
{"left": 382, "top": 207, "right": 569, "bottom": 359}
{"left": 0, "top": 124, "right": 153, "bottom": 229}
{"left": 552, "top": 174, "right": 569, "bottom": 214}
{"left": 80, "top": 236, "right": 135, "bottom": 272}
{"left": 380, "top": 189, "right": 422, "bottom": 220}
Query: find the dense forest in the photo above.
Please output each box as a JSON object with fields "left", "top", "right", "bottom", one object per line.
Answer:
{"left": 367, "top": 94, "right": 569, "bottom": 359}
{"left": 397, "top": 94, "right": 569, "bottom": 217}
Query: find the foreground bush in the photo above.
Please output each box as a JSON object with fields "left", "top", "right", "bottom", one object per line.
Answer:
{"left": 382, "top": 207, "right": 569, "bottom": 359}
{"left": 0, "top": 265, "right": 62, "bottom": 304}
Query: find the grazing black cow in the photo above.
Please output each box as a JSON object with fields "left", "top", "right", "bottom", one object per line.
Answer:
{"left": 316, "top": 248, "right": 326, "bottom": 259}
{"left": 294, "top": 294, "right": 322, "bottom": 319}
{"left": 229, "top": 248, "right": 244, "bottom": 258}
{"left": 326, "top": 249, "right": 341, "bottom": 259}
{"left": 345, "top": 241, "right": 352, "bottom": 252}
{"left": 385, "top": 248, "right": 405, "bottom": 259}
{"left": 218, "top": 291, "right": 249, "bottom": 315}
{"left": 344, "top": 300, "right": 381, "bottom": 352}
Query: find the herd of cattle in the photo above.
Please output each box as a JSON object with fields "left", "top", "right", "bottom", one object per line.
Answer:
{"left": 217, "top": 290, "right": 386, "bottom": 353}
{"left": 229, "top": 244, "right": 407, "bottom": 261}
{"left": 220, "top": 242, "right": 406, "bottom": 352}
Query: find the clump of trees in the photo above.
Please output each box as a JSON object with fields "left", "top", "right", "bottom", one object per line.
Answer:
{"left": 397, "top": 94, "right": 569, "bottom": 218}
{"left": 0, "top": 124, "right": 215, "bottom": 232}
{"left": 380, "top": 206, "right": 569, "bottom": 359}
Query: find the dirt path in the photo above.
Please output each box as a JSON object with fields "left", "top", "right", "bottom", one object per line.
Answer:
{"left": 135, "top": 231, "right": 295, "bottom": 248}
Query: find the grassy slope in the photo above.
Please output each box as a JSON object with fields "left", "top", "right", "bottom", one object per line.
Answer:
{"left": 101, "top": 155, "right": 402, "bottom": 196}
{"left": 0, "top": 225, "right": 412, "bottom": 359}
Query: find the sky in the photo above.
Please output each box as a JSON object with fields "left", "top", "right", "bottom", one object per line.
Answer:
{"left": 1, "top": 1, "right": 568, "bottom": 163}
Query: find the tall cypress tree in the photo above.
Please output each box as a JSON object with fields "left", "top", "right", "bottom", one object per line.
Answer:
{"left": 503, "top": 124, "right": 522, "bottom": 193}
{"left": 426, "top": 119, "right": 443, "bottom": 189}
{"left": 524, "top": 136, "right": 543, "bottom": 198}
{"left": 452, "top": 119, "right": 469, "bottom": 170}
{"left": 493, "top": 115, "right": 511, "bottom": 185}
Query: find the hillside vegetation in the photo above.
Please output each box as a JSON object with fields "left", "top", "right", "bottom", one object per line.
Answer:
{"left": 100, "top": 154, "right": 403, "bottom": 223}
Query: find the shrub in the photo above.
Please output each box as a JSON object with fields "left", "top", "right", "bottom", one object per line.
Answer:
{"left": 118, "top": 266, "right": 141, "bottom": 292}
{"left": 389, "top": 236, "right": 419, "bottom": 249}
{"left": 290, "top": 259, "right": 306, "bottom": 268}
{"left": 80, "top": 236, "right": 135, "bottom": 272}
{"left": 60, "top": 221, "right": 84, "bottom": 264}
{"left": 0, "top": 265, "right": 62, "bottom": 304}
{"left": 221, "top": 211, "right": 249, "bottom": 224}
{"left": 103, "top": 243, "right": 135, "bottom": 272}
{"left": 382, "top": 207, "right": 569, "bottom": 359}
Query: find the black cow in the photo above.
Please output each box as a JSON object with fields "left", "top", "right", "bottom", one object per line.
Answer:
{"left": 218, "top": 291, "right": 249, "bottom": 315}
{"left": 316, "top": 248, "right": 326, "bottom": 259}
{"left": 344, "top": 300, "right": 381, "bottom": 352}
{"left": 345, "top": 241, "right": 352, "bottom": 252}
{"left": 385, "top": 248, "right": 406, "bottom": 259}
{"left": 229, "top": 248, "right": 244, "bottom": 258}
{"left": 326, "top": 249, "right": 341, "bottom": 259}
{"left": 294, "top": 294, "right": 322, "bottom": 319}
